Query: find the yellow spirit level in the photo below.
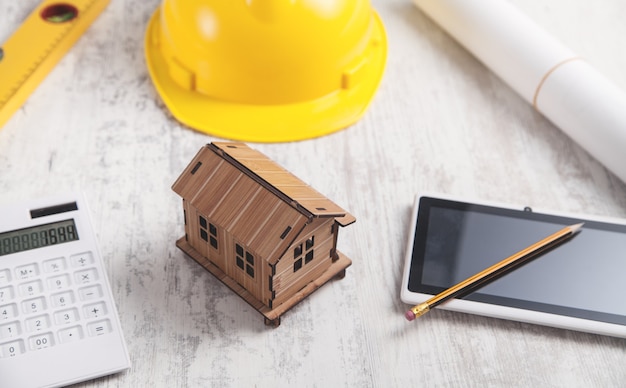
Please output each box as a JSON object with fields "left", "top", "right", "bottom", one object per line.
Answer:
{"left": 0, "top": 0, "right": 109, "bottom": 128}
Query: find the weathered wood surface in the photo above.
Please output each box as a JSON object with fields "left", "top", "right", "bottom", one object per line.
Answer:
{"left": 1, "top": 0, "right": 625, "bottom": 386}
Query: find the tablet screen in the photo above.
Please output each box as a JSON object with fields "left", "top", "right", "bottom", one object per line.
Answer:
{"left": 407, "top": 197, "right": 626, "bottom": 325}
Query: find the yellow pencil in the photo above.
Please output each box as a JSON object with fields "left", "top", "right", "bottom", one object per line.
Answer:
{"left": 405, "top": 223, "right": 584, "bottom": 321}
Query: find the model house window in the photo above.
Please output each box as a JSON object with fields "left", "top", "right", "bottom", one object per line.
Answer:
{"left": 293, "top": 236, "right": 315, "bottom": 272}
{"left": 199, "top": 215, "right": 218, "bottom": 250}
{"left": 235, "top": 243, "right": 255, "bottom": 278}
{"left": 305, "top": 236, "right": 314, "bottom": 262}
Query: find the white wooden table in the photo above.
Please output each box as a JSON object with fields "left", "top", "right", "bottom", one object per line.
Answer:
{"left": 1, "top": 0, "right": 625, "bottom": 386}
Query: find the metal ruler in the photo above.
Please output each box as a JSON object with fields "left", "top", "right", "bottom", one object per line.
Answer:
{"left": 0, "top": 0, "right": 109, "bottom": 128}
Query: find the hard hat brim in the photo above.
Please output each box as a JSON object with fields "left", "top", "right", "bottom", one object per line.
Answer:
{"left": 144, "top": 8, "right": 387, "bottom": 143}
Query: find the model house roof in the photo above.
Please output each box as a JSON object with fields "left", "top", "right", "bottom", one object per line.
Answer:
{"left": 172, "top": 142, "right": 355, "bottom": 262}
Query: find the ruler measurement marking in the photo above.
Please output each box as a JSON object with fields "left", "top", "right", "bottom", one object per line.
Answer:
{"left": 0, "top": 0, "right": 108, "bottom": 126}
{"left": 0, "top": 28, "right": 71, "bottom": 105}
{"left": 0, "top": 1, "right": 85, "bottom": 104}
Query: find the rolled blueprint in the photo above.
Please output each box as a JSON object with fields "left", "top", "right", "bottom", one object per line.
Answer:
{"left": 413, "top": 0, "right": 626, "bottom": 183}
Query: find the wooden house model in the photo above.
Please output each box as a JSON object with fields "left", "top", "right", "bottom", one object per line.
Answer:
{"left": 172, "top": 142, "right": 355, "bottom": 326}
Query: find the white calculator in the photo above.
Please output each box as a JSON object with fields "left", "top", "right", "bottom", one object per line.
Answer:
{"left": 0, "top": 193, "right": 130, "bottom": 387}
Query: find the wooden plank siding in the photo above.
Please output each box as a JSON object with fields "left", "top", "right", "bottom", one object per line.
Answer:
{"left": 173, "top": 142, "right": 355, "bottom": 313}
{"left": 172, "top": 147, "right": 224, "bottom": 202}
{"left": 184, "top": 202, "right": 225, "bottom": 271}
{"left": 213, "top": 142, "right": 353, "bottom": 218}
{"left": 272, "top": 218, "right": 336, "bottom": 307}
{"left": 173, "top": 146, "right": 310, "bottom": 263}
{"left": 184, "top": 201, "right": 273, "bottom": 305}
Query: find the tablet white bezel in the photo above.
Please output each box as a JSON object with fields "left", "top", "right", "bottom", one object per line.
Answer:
{"left": 400, "top": 193, "right": 626, "bottom": 339}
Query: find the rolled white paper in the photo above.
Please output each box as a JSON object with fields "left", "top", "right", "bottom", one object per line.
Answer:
{"left": 413, "top": 0, "right": 626, "bottom": 183}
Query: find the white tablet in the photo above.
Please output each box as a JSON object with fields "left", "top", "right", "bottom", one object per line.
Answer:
{"left": 400, "top": 193, "right": 626, "bottom": 338}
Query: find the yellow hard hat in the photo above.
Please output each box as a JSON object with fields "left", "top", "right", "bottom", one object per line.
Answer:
{"left": 144, "top": 0, "right": 387, "bottom": 142}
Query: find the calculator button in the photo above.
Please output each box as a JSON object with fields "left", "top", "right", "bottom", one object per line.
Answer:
{"left": 1, "top": 303, "right": 18, "bottom": 320}
{"left": 0, "top": 339, "right": 25, "bottom": 358}
{"left": 54, "top": 308, "right": 80, "bottom": 325}
{"left": 43, "top": 257, "right": 67, "bottom": 273}
{"left": 47, "top": 274, "right": 71, "bottom": 290}
{"left": 58, "top": 325, "right": 83, "bottom": 343}
{"left": 74, "top": 268, "right": 98, "bottom": 284}
{"left": 87, "top": 319, "right": 112, "bottom": 337}
{"left": 0, "top": 286, "right": 14, "bottom": 303}
{"left": 78, "top": 285, "right": 102, "bottom": 301}
{"left": 0, "top": 321, "right": 21, "bottom": 339}
{"left": 84, "top": 302, "right": 107, "bottom": 319}
{"left": 25, "top": 315, "right": 51, "bottom": 332}
{"left": 29, "top": 332, "right": 54, "bottom": 350}
{"left": 22, "top": 297, "right": 46, "bottom": 314}
{"left": 70, "top": 252, "right": 94, "bottom": 267}
{"left": 0, "top": 269, "right": 11, "bottom": 285}
{"left": 18, "top": 280, "right": 43, "bottom": 296}
{"left": 15, "top": 263, "right": 39, "bottom": 280}
{"left": 51, "top": 290, "right": 75, "bottom": 308}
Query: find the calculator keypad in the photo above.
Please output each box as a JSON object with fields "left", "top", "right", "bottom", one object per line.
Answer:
{"left": 0, "top": 251, "right": 114, "bottom": 358}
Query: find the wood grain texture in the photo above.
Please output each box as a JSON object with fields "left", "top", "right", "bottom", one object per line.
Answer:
{"left": 1, "top": 0, "right": 625, "bottom": 387}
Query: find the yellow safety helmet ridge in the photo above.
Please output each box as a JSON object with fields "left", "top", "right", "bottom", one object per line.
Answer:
{"left": 145, "top": 0, "right": 387, "bottom": 142}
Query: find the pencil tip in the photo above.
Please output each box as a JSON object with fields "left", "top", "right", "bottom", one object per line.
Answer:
{"left": 569, "top": 222, "right": 584, "bottom": 233}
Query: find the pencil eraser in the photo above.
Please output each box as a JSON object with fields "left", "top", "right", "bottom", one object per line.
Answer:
{"left": 405, "top": 310, "right": 416, "bottom": 321}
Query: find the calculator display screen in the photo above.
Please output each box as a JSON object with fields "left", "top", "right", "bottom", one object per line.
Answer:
{"left": 0, "top": 219, "right": 79, "bottom": 256}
